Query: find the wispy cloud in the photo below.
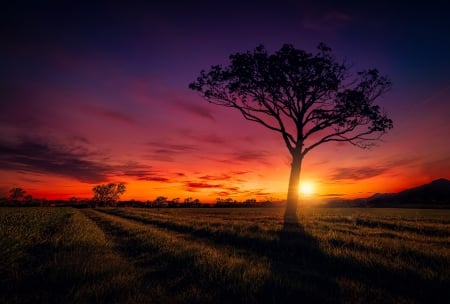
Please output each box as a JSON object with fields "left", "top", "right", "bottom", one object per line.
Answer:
{"left": 226, "top": 150, "right": 269, "bottom": 164}
{"left": 0, "top": 137, "right": 167, "bottom": 184}
{"left": 184, "top": 180, "right": 241, "bottom": 193}
{"left": 330, "top": 166, "right": 388, "bottom": 181}
{"left": 329, "top": 157, "right": 419, "bottom": 181}
{"left": 119, "top": 168, "right": 171, "bottom": 182}
{"left": 198, "top": 174, "right": 232, "bottom": 181}
{"left": 82, "top": 105, "right": 137, "bottom": 125}
{"left": 420, "top": 156, "right": 450, "bottom": 177}
{"left": 186, "top": 182, "right": 222, "bottom": 189}
{"left": 172, "top": 100, "right": 215, "bottom": 121}
{"left": 190, "top": 133, "right": 229, "bottom": 145}
{"left": 138, "top": 176, "right": 170, "bottom": 182}
{"left": 146, "top": 141, "right": 198, "bottom": 162}
{"left": 0, "top": 137, "right": 111, "bottom": 183}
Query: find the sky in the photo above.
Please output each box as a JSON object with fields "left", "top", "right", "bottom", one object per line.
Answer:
{"left": 1, "top": 1, "right": 449, "bottom": 202}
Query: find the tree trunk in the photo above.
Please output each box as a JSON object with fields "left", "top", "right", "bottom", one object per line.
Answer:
{"left": 284, "top": 153, "right": 303, "bottom": 226}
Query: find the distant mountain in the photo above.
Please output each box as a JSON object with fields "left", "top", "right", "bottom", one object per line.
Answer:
{"left": 327, "top": 178, "right": 450, "bottom": 208}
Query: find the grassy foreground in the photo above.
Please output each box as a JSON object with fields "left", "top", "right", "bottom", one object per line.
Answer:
{"left": 0, "top": 207, "right": 449, "bottom": 303}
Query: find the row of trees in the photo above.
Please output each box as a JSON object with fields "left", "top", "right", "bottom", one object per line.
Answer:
{"left": 1, "top": 184, "right": 127, "bottom": 207}
{"left": 1, "top": 184, "right": 202, "bottom": 208}
{"left": 1, "top": 185, "right": 278, "bottom": 208}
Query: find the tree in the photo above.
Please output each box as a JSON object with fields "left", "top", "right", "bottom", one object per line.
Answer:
{"left": 189, "top": 43, "right": 393, "bottom": 224}
{"left": 153, "top": 196, "right": 168, "bottom": 207}
{"left": 9, "top": 187, "right": 26, "bottom": 201}
{"left": 184, "top": 197, "right": 193, "bottom": 207}
{"left": 92, "top": 183, "right": 126, "bottom": 207}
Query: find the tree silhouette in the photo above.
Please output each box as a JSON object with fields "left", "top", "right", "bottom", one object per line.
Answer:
{"left": 92, "top": 183, "right": 126, "bottom": 207}
{"left": 8, "top": 187, "right": 26, "bottom": 201}
{"left": 189, "top": 43, "right": 393, "bottom": 224}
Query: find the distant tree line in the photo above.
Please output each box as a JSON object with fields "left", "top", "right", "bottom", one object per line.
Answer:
{"left": 0, "top": 187, "right": 38, "bottom": 207}
{"left": 0, "top": 184, "right": 281, "bottom": 208}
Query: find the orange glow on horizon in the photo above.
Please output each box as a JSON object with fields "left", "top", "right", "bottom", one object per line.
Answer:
{"left": 3, "top": 161, "right": 445, "bottom": 203}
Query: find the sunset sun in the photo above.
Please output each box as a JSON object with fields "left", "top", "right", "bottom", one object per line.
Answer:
{"left": 299, "top": 181, "right": 315, "bottom": 196}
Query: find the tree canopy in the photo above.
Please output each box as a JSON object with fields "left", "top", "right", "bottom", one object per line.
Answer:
{"left": 9, "top": 187, "right": 26, "bottom": 201}
{"left": 92, "top": 183, "right": 126, "bottom": 207}
{"left": 190, "top": 43, "right": 392, "bottom": 157}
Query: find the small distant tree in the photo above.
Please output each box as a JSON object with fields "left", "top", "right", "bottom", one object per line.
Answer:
{"left": 92, "top": 183, "right": 126, "bottom": 207}
{"left": 244, "top": 198, "right": 257, "bottom": 206}
{"left": 169, "top": 197, "right": 180, "bottom": 207}
{"left": 153, "top": 196, "right": 168, "bottom": 207}
{"left": 9, "top": 187, "right": 26, "bottom": 202}
{"left": 184, "top": 197, "right": 193, "bottom": 207}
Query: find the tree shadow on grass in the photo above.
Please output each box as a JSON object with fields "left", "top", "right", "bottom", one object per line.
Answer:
{"left": 257, "top": 217, "right": 341, "bottom": 303}
{"left": 266, "top": 214, "right": 450, "bottom": 304}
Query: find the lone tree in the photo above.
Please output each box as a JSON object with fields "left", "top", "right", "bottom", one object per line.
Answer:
{"left": 189, "top": 43, "right": 393, "bottom": 224}
{"left": 92, "top": 182, "right": 126, "bottom": 207}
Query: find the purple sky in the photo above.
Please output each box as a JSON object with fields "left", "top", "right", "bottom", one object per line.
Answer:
{"left": 1, "top": 1, "right": 449, "bottom": 201}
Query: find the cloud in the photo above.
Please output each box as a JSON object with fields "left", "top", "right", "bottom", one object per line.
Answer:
{"left": 138, "top": 176, "right": 170, "bottom": 182}
{"left": 185, "top": 181, "right": 222, "bottom": 193}
{"left": 119, "top": 168, "right": 171, "bottom": 182}
{"left": 172, "top": 100, "right": 215, "bottom": 121}
{"left": 223, "top": 186, "right": 240, "bottom": 191}
{"left": 198, "top": 174, "right": 232, "bottom": 181}
{"left": 225, "top": 150, "right": 269, "bottom": 164}
{"left": 217, "top": 191, "right": 230, "bottom": 197}
{"left": 175, "top": 130, "right": 243, "bottom": 147}
{"left": 189, "top": 133, "right": 229, "bottom": 145}
{"left": 235, "top": 189, "right": 274, "bottom": 198}
{"left": 420, "top": 156, "right": 450, "bottom": 177}
{"left": 146, "top": 142, "right": 198, "bottom": 162}
{"left": 0, "top": 137, "right": 168, "bottom": 184}
{"left": 0, "top": 137, "right": 111, "bottom": 183}
{"left": 186, "top": 182, "right": 222, "bottom": 189}
{"left": 82, "top": 105, "right": 137, "bottom": 125}
{"left": 330, "top": 166, "right": 388, "bottom": 181}
{"left": 19, "top": 177, "right": 44, "bottom": 183}
{"left": 184, "top": 180, "right": 241, "bottom": 194}
{"left": 329, "top": 157, "right": 420, "bottom": 181}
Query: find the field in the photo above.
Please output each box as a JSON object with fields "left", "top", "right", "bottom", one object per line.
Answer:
{"left": 0, "top": 207, "right": 449, "bottom": 303}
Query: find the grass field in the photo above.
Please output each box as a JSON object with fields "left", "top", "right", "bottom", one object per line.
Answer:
{"left": 0, "top": 207, "right": 449, "bottom": 303}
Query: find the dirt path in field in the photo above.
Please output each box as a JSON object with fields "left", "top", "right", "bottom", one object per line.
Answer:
{"left": 82, "top": 209, "right": 172, "bottom": 279}
{"left": 82, "top": 209, "right": 188, "bottom": 302}
{"left": 81, "top": 209, "right": 262, "bottom": 303}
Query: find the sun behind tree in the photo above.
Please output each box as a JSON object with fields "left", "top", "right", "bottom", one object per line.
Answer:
{"left": 299, "top": 181, "right": 315, "bottom": 196}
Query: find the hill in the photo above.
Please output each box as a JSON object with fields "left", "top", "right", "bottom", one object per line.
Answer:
{"left": 327, "top": 178, "right": 450, "bottom": 208}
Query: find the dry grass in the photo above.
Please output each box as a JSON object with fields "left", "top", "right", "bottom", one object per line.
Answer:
{"left": 1, "top": 206, "right": 449, "bottom": 303}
